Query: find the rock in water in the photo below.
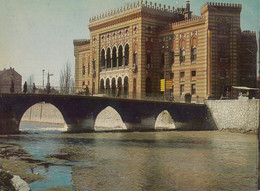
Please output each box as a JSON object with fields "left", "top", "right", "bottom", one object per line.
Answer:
{"left": 11, "top": 175, "right": 31, "bottom": 191}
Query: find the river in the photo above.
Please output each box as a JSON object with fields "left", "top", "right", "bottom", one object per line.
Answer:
{"left": 0, "top": 122, "right": 257, "bottom": 191}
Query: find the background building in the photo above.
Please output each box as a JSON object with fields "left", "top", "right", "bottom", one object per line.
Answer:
{"left": 74, "top": 1, "right": 257, "bottom": 100}
{"left": 0, "top": 67, "right": 22, "bottom": 93}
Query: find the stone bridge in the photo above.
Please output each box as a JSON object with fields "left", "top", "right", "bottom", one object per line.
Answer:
{"left": 0, "top": 93, "right": 212, "bottom": 134}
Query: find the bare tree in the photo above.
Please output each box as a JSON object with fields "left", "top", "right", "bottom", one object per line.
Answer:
{"left": 60, "top": 61, "right": 73, "bottom": 94}
{"left": 27, "top": 74, "right": 34, "bottom": 93}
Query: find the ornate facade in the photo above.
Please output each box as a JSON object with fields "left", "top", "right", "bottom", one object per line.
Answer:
{"left": 74, "top": 1, "right": 257, "bottom": 100}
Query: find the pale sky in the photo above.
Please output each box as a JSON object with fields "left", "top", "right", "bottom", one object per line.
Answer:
{"left": 0, "top": 0, "right": 259, "bottom": 87}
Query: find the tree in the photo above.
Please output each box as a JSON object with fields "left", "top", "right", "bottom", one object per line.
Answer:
{"left": 27, "top": 74, "right": 34, "bottom": 93}
{"left": 60, "top": 61, "right": 73, "bottom": 94}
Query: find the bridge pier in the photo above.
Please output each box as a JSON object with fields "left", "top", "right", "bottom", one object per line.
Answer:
{"left": 0, "top": 111, "right": 20, "bottom": 134}
{"left": 125, "top": 115, "right": 155, "bottom": 131}
{"left": 66, "top": 116, "right": 95, "bottom": 133}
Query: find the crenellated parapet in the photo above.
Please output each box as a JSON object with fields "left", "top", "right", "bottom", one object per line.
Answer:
{"left": 89, "top": 0, "right": 183, "bottom": 24}
{"left": 172, "top": 16, "right": 206, "bottom": 28}
{"left": 242, "top": 30, "right": 256, "bottom": 35}
{"left": 202, "top": 2, "right": 242, "bottom": 8}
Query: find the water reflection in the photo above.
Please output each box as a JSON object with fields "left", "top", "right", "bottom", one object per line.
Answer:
{"left": 1, "top": 123, "right": 257, "bottom": 191}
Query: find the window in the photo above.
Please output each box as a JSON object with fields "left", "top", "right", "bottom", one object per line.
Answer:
{"left": 124, "top": 44, "right": 129, "bottom": 66}
{"left": 191, "top": 84, "right": 196, "bottom": 95}
{"left": 170, "top": 72, "right": 174, "bottom": 80}
{"left": 180, "top": 72, "right": 185, "bottom": 78}
{"left": 82, "top": 65, "right": 85, "bottom": 75}
{"left": 191, "top": 47, "right": 197, "bottom": 62}
{"left": 180, "top": 85, "right": 184, "bottom": 95}
{"left": 170, "top": 51, "right": 174, "bottom": 65}
{"left": 82, "top": 81, "right": 85, "bottom": 86}
{"left": 161, "top": 53, "right": 165, "bottom": 68}
{"left": 100, "top": 49, "right": 105, "bottom": 68}
{"left": 180, "top": 49, "right": 185, "bottom": 64}
{"left": 191, "top": 70, "right": 196, "bottom": 77}
{"left": 146, "top": 53, "right": 151, "bottom": 69}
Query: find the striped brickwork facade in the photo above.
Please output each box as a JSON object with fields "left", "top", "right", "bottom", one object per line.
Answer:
{"left": 74, "top": 1, "right": 257, "bottom": 99}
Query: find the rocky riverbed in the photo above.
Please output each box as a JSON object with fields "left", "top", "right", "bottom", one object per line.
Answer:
{"left": 0, "top": 139, "right": 74, "bottom": 191}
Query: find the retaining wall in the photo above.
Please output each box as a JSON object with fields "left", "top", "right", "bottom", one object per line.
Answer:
{"left": 205, "top": 99, "right": 259, "bottom": 133}
{"left": 21, "top": 103, "right": 64, "bottom": 124}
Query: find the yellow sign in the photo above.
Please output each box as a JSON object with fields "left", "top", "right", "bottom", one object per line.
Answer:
{"left": 166, "top": 80, "right": 173, "bottom": 89}
{"left": 160, "top": 79, "right": 165, "bottom": 92}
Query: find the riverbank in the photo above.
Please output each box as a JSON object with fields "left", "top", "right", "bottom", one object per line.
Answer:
{"left": 0, "top": 140, "right": 74, "bottom": 191}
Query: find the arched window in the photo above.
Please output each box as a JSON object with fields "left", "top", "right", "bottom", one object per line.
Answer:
{"left": 146, "top": 52, "right": 151, "bottom": 69}
{"left": 124, "top": 76, "right": 129, "bottom": 97}
{"left": 100, "top": 79, "right": 105, "bottom": 94}
{"left": 111, "top": 78, "right": 116, "bottom": 97}
{"left": 118, "top": 45, "right": 123, "bottom": 67}
{"left": 170, "top": 51, "right": 174, "bottom": 65}
{"left": 180, "top": 48, "right": 185, "bottom": 64}
{"left": 112, "top": 47, "right": 117, "bottom": 68}
{"left": 124, "top": 44, "right": 129, "bottom": 66}
{"left": 117, "top": 77, "right": 122, "bottom": 97}
{"left": 161, "top": 53, "right": 165, "bottom": 68}
{"left": 191, "top": 47, "right": 196, "bottom": 62}
{"left": 106, "top": 78, "right": 110, "bottom": 96}
{"left": 146, "top": 77, "right": 152, "bottom": 96}
{"left": 100, "top": 49, "right": 105, "bottom": 68}
{"left": 133, "top": 78, "right": 136, "bottom": 98}
{"left": 106, "top": 48, "right": 111, "bottom": 68}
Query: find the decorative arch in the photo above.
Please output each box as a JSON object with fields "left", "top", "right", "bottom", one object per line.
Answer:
{"left": 112, "top": 46, "right": 117, "bottom": 67}
{"left": 155, "top": 110, "right": 176, "bottom": 130}
{"left": 105, "top": 78, "right": 110, "bottom": 96}
{"left": 124, "top": 44, "right": 129, "bottom": 66}
{"left": 100, "top": 49, "right": 105, "bottom": 68}
{"left": 124, "top": 76, "right": 129, "bottom": 97}
{"left": 111, "top": 78, "right": 116, "bottom": 97}
{"left": 118, "top": 45, "right": 123, "bottom": 67}
{"left": 106, "top": 48, "right": 111, "bottom": 68}
{"left": 117, "top": 77, "right": 122, "bottom": 97}
{"left": 94, "top": 106, "right": 127, "bottom": 131}
{"left": 100, "top": 79, "right": 105, "bottom": 94}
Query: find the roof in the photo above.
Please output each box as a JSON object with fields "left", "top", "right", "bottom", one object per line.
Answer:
{"left": 0, "top": 68, "right": 21, "bottom": 77}
{"left": 73, "top": 39, "right": 90, "bottom": 46}
{"left": 232, "top": 86, "right": 259, "bottom": 91}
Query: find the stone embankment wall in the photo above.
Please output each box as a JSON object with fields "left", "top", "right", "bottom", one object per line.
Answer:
{"left": 21, "top": 103, "right": 64, "bottom": 124}
{"left": 205, "top": 99, "right": 259, "bottom": 133}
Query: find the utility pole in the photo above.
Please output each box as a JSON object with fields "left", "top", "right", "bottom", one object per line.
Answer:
{"left": 42, "top": 69, "right": 45, "bottom": 89}
{"left": 47, "top": 72, "right": 54, "bottom": 85}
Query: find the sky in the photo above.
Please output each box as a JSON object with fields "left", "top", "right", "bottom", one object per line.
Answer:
{"left": 0, "top": 0, "right": 259, "bottom": 87}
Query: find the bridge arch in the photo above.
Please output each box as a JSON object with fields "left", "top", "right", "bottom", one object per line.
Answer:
{"left": 94, "top": 106, "right": 127, "bottom": 131}
{"left": 20, "top": 102, "right": 67, "bottom": 132}
{"left": 155, "top": 110, "right": 176, "bottom": 130}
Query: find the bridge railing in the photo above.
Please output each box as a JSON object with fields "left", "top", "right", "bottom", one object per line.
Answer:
{"left": 1, "top": 84, "right": 206, "bottom": 104}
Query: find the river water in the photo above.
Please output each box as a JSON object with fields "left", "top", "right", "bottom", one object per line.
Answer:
{"left": 1, "top": 122, "right": 258, "bottom": 191}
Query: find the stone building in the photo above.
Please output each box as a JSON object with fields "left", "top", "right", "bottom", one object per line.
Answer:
{"left": 0, "top": 67, "right": 22, "bottom": 93}
{"left": 74, "top": 1, "right": 257, "bottom": 100}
